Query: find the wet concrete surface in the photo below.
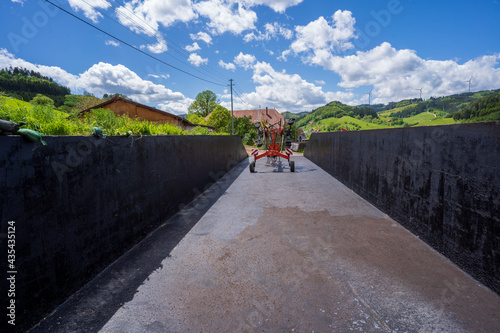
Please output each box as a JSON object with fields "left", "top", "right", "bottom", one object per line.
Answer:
{"left": 36, "top": 157, "right": 500, "bottom": 332}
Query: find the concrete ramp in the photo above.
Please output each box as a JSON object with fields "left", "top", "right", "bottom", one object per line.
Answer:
{"left": 34, "top": 157, "right": 500, "bottom": 332}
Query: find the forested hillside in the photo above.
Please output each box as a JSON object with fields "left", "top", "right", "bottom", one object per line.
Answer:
{"left": 0, "top": 67, "right": 71, "bottom": 107}
{"left": 452, "top": 92, "right": 500, "bottom": 121}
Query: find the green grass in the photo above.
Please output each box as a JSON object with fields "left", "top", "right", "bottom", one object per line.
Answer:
{"left": 378, "top": 104, "right": 414, "bottom": 117}
{"left": 404, "top": 112, "right": 456, "bottom": 126}
{"left": 0, "top": 96, "right": 216, "bottom": 136}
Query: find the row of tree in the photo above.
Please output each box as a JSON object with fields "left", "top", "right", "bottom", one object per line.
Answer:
{"left": 0, "top": 67, "right": 71, "bottom": 107}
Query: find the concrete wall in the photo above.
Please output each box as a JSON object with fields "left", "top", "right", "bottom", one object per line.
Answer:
{"left": 0, "top": 135, "right": 247, "bottom": 331}
{"left": 305, "top": 122, "right": 500, "bottom": 295}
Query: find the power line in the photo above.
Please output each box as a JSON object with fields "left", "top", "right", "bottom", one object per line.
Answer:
{"left": 233, "top": 85, "right": 253, "bottom": 109}
{"left": 45, "top": 0, "right": 227, "bottom": 87}
{"left": 81, "top": 0, "right": 229, "bottom": 84}
{"left": 108, "top": 0, "right": 229, "bottom": 82}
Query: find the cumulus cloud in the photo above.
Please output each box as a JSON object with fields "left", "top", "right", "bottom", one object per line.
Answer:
{"left": 226, "top": 60, "right": 354, "bottom": 112}
{"left": 185, "top": 42, "right": 201, "bottom": 52}
{"left": 116, "top": 0, "right": 196, "bottom": 35}
{"left": 143, "top": 34, "right": 168, "bottom": 54}
{"left": 188, "top": 53, "right": 208, "bottom": 66}
{"left": 234, "top": 52, "right": 256, "bottom": 70}
{"left": 244, "top": 22, "right": 293, "bottom": 42}
{"left": 194, "top": 0, "right": 257, "bottom": 35}
{"left": 0, "top": 48, "right": 191, "bottom": 112}
{"left": 111, "top": 0, "right": 301, "bottom": 39}
{"left": 105, "top": 40, "right": 120, "bottom": 47}
{"left": 68, "top": 0, "right": 112, "bottom": 23}
{"left": 190, "top": 32, "right": 213, "bottom": 45}
{"left": 219, "top": 60, "right": 236, "bottom": 71}
{"left": 289, "top": 10, "right": 356, "bottom": 59}
{"left": 158, "top": 99, "right": 194, "bottom": 115}
{"left": 313, "top": 42, "right": 500, "bottom": 104}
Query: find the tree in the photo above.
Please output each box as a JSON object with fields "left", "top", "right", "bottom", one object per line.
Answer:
{"left": 233, "top": 115, "right": 254, "bottom": 138}
{"left": 188, "top": 90, "right": 219, "bottom": 117}
{"left": 207, "top": 105, "right": 231, "bottom": 132}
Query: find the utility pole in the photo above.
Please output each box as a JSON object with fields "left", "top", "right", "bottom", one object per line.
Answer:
{"left": 230, "top": 79, "right": 234, "bottom": 135}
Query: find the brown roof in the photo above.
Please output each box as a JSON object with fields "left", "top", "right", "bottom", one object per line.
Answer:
{"left": 206, "top": 107, "right": 285, "bottom": 127}
{"left": 79, "top": 96, "right": 214, "bottom": 130}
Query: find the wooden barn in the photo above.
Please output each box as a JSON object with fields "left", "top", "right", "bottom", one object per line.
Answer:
{"left": 80, "top": 96, "right": 213, "bottom": 131}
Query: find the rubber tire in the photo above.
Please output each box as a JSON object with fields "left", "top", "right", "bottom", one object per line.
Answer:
{"left": 249, "top": 161, "right": 255, "bottom": 173}
{"left": 290, "top": 160, "right": 295, "bottom": 172}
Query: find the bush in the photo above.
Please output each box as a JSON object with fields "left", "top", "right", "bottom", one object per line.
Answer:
{"left": 31, "top": 94, "right": 54, "bottom": 107}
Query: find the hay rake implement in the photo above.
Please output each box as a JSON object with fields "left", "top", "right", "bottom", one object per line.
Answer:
{"left": 249, "top": 118, "right": 295, "bottom": 173}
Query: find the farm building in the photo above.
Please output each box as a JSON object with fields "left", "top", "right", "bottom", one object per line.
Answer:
{"left": 206, "top": 107, "right": 285, "bottom": 128}
{"left": 80, "top": 96, "right": 214, "bottom": 131}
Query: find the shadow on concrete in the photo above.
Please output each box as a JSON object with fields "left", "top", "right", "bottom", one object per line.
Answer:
{"left": 28, "top": 159, "right": 248, "bottom": 333}
{"left": 252, "top": 158, "right": 317, "bottom": 174}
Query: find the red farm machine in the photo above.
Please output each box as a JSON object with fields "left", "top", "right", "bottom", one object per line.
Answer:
{"left": 249, "top": 117, "right": 296, "bottom": 173}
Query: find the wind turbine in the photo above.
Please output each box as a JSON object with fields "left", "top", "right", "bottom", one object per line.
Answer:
{"left": 366, "top": 89, "right": 373, "bottom": 105}
{"left": 466, "top": 77, "right": 473, "bottom": 93}
{"left": 415, "top": 86, "right": 424, "bottom": 100}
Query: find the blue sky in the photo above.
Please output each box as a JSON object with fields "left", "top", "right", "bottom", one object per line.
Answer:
{"left": 1, "top": 0, "right": 499, "bottom": 114}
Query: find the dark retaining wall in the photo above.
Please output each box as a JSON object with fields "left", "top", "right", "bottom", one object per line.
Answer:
{"left": 0, "top": 135, "right": 247, "bottom": 331}
{"left": 305, "top": 122, "right": 500, "bottom": 295}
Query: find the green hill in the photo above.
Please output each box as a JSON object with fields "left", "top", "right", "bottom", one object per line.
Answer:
{"left": 281, "top": 111, "right": 310, "bottom": 120}
{"left": 0, "top": 67, "right": 71, "bottom": 107}
{"left": 298, "top": 89, "right": 499, "bottom": 135}
{"left": 296, "top": 101, "right": 377, "bottom": 128}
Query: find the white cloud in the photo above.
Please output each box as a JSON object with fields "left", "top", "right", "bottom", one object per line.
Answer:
{"left": 234, "top": 52, "right": 256, "bottom": 70}
{"left": 188, "top": 53, "right": 208, "bottom": 66}
{"left": 194, "top": 0, "right": 257, "bottom": 35}
{"left": 219, "top": 60, "right": 236, "bottom": 71}
{"left": 190, "top": 32, "right": 213, "bottom": 45}
{"left": 115, "top": 0, "right": 196, "bottom": 35}
{"left": 11, "top": 0, "right": 26, "bottom": 4}
{"left": 0, "top": 48, "right": 191, "bottom": 111}
{"left": 240, "top": 0, "right": 304, "bottom": 13}
{"left": 244, "top": 22, "right": 293, "bottom": 42}
{"left": 158, "top": 99, "right": 194, "bottom": 115}
{"left": 68, "top": 0, "right": 111, "bottom": 23}
{"left": 105, "top": 40, "right": 120, "bottom": 47}
{"left": 110, "top": 0, "right": 300, "bottom": 39}
{"left": 226, "top": 60, "right": 354, "bottom": 112}
{"left": 319, "top": 42, "right": 500, "bottom": 104}
{"left": 315, "top": 80, "right": 326, "bottom": 85}
{"left": 290, "top": 10, "right": 356, "bottom": 57}
{"left": 143, "top": 34, "right": 168, "bottom": 54}
{"left": 148, "top": 73, "right": 170, "bottom": 80}
{"left": 185, "top": 42, "right": 201, "bottom": 52}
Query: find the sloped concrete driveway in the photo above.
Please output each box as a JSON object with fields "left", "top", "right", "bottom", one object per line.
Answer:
{"left": 34, "top": 157, "right": 500, "bottom": 332}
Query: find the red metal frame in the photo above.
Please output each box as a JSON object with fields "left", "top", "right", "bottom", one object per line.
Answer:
{"left": 254, "top": 123, "right": 290, "bottom": 160}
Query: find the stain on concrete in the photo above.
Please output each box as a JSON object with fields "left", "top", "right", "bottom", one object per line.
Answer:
{"left": 305, "top": 122, "right": 500, "bottom": 295}
{"left": 100, "top": 206, "right": 500, "bottom": 333}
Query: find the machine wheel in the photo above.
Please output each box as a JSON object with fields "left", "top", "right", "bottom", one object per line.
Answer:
{"left": 249, "top": 161, "right": 255, "bottom": 173}
{"left": 290, "top": 160, "right": 295, "bottom": 172}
